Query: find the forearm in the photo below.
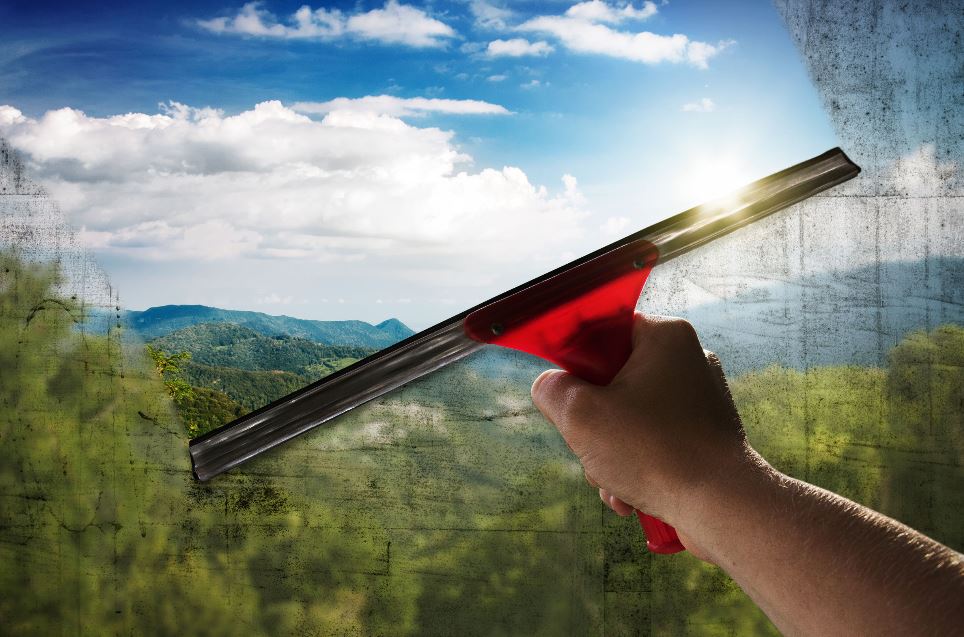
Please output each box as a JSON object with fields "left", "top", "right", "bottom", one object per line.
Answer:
{"left": 682, "top": 451, "right": 964, "bottom": 636}
{"left": 530, "top": 317, "right": 964, "bottom": 635}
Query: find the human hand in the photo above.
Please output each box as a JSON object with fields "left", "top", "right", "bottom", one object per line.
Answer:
{"left": 532, "top": 314, "right": 964, "bottom": 634}
{"left": 530, "top": 313, "right": 765, "bottom": 556}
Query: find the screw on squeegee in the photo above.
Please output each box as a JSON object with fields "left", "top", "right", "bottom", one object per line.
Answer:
{"left": 633, "top": 257, "right": 647, "bottom": 269}
{"left": 490, "top": 323, "right": 504, "bottom": 336}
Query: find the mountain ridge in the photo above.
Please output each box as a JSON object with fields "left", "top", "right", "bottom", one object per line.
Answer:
{"left": 149, "top": 322, "right": 374, "bottom": 376}
{"left": 125, "top": 304, "right": 414, "bottom": 347}
{"left": 128, "top": 257, "right": 962, "bottom": 379}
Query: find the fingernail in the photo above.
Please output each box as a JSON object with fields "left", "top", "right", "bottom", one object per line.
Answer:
{"left": 531, "top": 369, "right": 557, "bottom": 398}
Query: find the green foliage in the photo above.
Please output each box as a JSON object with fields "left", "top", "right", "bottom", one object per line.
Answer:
{"left": 150, "top": 322, "right": 373, "bottom": 377}
{"left": 174, "top": 386, "right": 245, "bottom": 438}
{"left": 146, "top": 344, "right": 195, "bottom": 399}
{"left": 733, "top": 365, "right": 889, "bottom": 507}
{"left": 146, "top": 343, "right": 191, "bottom": 374}
{"left": 1, "top": 250, "right": 961, "bottom": 635}
{"left": 881, "top": 325, "right": 964, "bottom": 545}
{"left": 146, "top": 343, "right": 211, "bottom": 435}
{"left": 180, "top": 362, "right": 311, "bottom": 413}
{"left": 147, "top": 323, "right": 371, "bottom": 436}
{"left": 0, "top": 252, "right": 416, "bottom": 635}
{"left": 728, "top": 325, "right": 964, "bottom": 550}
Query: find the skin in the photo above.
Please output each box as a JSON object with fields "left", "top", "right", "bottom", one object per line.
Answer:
{"left": 530, "top": 313, "right": 964, "bottom": 637}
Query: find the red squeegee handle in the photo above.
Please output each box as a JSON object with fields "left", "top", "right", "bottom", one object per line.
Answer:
{"left": 463, "top": 239, "right": 684, "bottom": 554}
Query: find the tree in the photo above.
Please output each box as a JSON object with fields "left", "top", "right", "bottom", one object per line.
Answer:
{"left": 146, "top": 344, "right": 194, "bottom": 400}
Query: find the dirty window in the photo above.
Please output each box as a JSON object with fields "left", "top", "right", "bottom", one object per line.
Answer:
{"left": 1, "top": 2, "right": 961, "bottom": 635}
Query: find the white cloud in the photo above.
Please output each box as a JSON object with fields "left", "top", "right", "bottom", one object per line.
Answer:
{"left": 486, "top": 38, "right": 554, "bottom": 57}
{"left": 198, "top": 1, "right": 455, "bottom": 48}
{"left": 346, "top": 0, "right": 455, "bottom": 46}
{"left": 470, "top": 0, "right": 513, "bottom": 30}
{"left": 0, "top": 105, "right": 27, "bottom": 126}
{"left": 682, "top": 97, "right": 715, "bottom": 112}
{"left": 565, "top": 0, "right": 658, "bottom": 23}
{"left": 487, "top": 74, "right": 508, "bottom": 82}
{"left": 0, "top": 101, "right": 587, "bottom": 266}
{"left": 600, "top": 215, "right": 631, "bottom": 235}
{"left": 520, "top": 79, "right": 545, "bottom": 89}
{"left": 518, "top": 2, "right": 732, "bottom": 68}
{"left": 292, "top": 95, "right": 511, "bottom": 117}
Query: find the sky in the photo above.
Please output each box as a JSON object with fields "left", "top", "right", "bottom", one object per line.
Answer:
{"left": 0, "top": 0, "right": 838, "bottom": 329}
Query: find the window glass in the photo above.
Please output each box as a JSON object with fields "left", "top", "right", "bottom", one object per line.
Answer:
{"left": 0, "top": 1, "right": 960, "bottom": 634}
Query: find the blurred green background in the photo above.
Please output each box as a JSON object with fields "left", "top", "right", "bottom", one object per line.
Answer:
{"left": 1, "top": 251, "right": 960, "bottom": 635}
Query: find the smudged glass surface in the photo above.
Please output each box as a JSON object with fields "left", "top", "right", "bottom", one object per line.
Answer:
{"left": 1, "top": 2, "right": 962, "bottom": 635}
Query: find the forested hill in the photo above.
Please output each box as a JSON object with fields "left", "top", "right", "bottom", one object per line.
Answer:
{"left": 149, "top": 322, "right": 377, "bottom": 417}
{"left": 150, "top": 322, "right": 373, "bottom": 377}
{"left": 125, "top": 304, "right": 414, "bottom": 347}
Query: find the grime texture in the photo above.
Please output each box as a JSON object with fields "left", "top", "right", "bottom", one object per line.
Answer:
{"left": 0, "top": 1, "right": 961, "bottom": 635}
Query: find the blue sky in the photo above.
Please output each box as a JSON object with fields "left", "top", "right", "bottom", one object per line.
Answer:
{"left": 0, "top": 1, "right": 837, "bottom": 328}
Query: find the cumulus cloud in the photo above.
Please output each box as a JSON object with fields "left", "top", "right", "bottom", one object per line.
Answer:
{"left": 198, "top": 0, "right": 455, "bottom": 48}
{"left": 470, "top": 0, "right": 513, "bottom": 30}
{"left": 518, "top": 2, "right": 732, "bottom": 68}
{"left": 486, "top": 38, "right": 554, "bottom": 57}
{"left": 682, "top": 97, "right": 715, "bottom": 112}
{"left": 291, "top": 95, "right": 511, "bottom": 117}
{"left": 0, "top": 101, "right": 587, "bottom": 265}
{"left": 565, "top": 0, "right": 658, "bottom": 23}
{"left": 0, "top": 105, "right": 27, "bottom": 126}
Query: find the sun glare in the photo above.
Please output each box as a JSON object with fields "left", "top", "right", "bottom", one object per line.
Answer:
{"left": 675, "top": 154, "right": 755, "bottom": 208}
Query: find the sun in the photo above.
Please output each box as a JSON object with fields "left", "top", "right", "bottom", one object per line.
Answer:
{"left": 674, "top": 153, "right": 756, "bottom": 208}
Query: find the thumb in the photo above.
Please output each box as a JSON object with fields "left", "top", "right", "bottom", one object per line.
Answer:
{"left": 703, "top": 349, "right": 729, "bottom": 397}
{"left": 703, "top": 349, "right": 742, "bottom": 429}
{"left": 530, "top": 369, "right": 598, "bottom": 442}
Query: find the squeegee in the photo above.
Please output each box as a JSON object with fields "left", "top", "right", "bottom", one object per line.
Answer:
{"left": 189, "top": 147, "right": 860, "bottom": 554}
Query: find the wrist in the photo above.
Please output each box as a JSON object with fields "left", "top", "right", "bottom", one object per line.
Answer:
{"left": 670, "top": 445, "right": 783, "bottom": 562}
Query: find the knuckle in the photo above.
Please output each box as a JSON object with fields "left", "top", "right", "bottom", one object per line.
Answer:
{"left": 665, "top": 316, "right": 696, "bottom": 335}
{"left": 661, "top": 317, "right": 700, "bottom": 347}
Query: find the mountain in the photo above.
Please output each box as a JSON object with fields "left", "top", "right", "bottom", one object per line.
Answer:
{"left": 124, "top": 304, "right": 414, "bottom": 347}
{"left": 150, "top": 322, "right": 376, "bottom": 414}
{"left": 133, "top": 257, "right": 962, "bottom": 388}
{"left": 150, "top": 322, "right": 374, "bottom": 377}
{"left": 375, "top": 318, "right": 414, "bottom": 342}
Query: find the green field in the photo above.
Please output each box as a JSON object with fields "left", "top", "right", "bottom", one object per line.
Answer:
{"left": 1, "top": 252, "right": 961, "bottom": 635}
